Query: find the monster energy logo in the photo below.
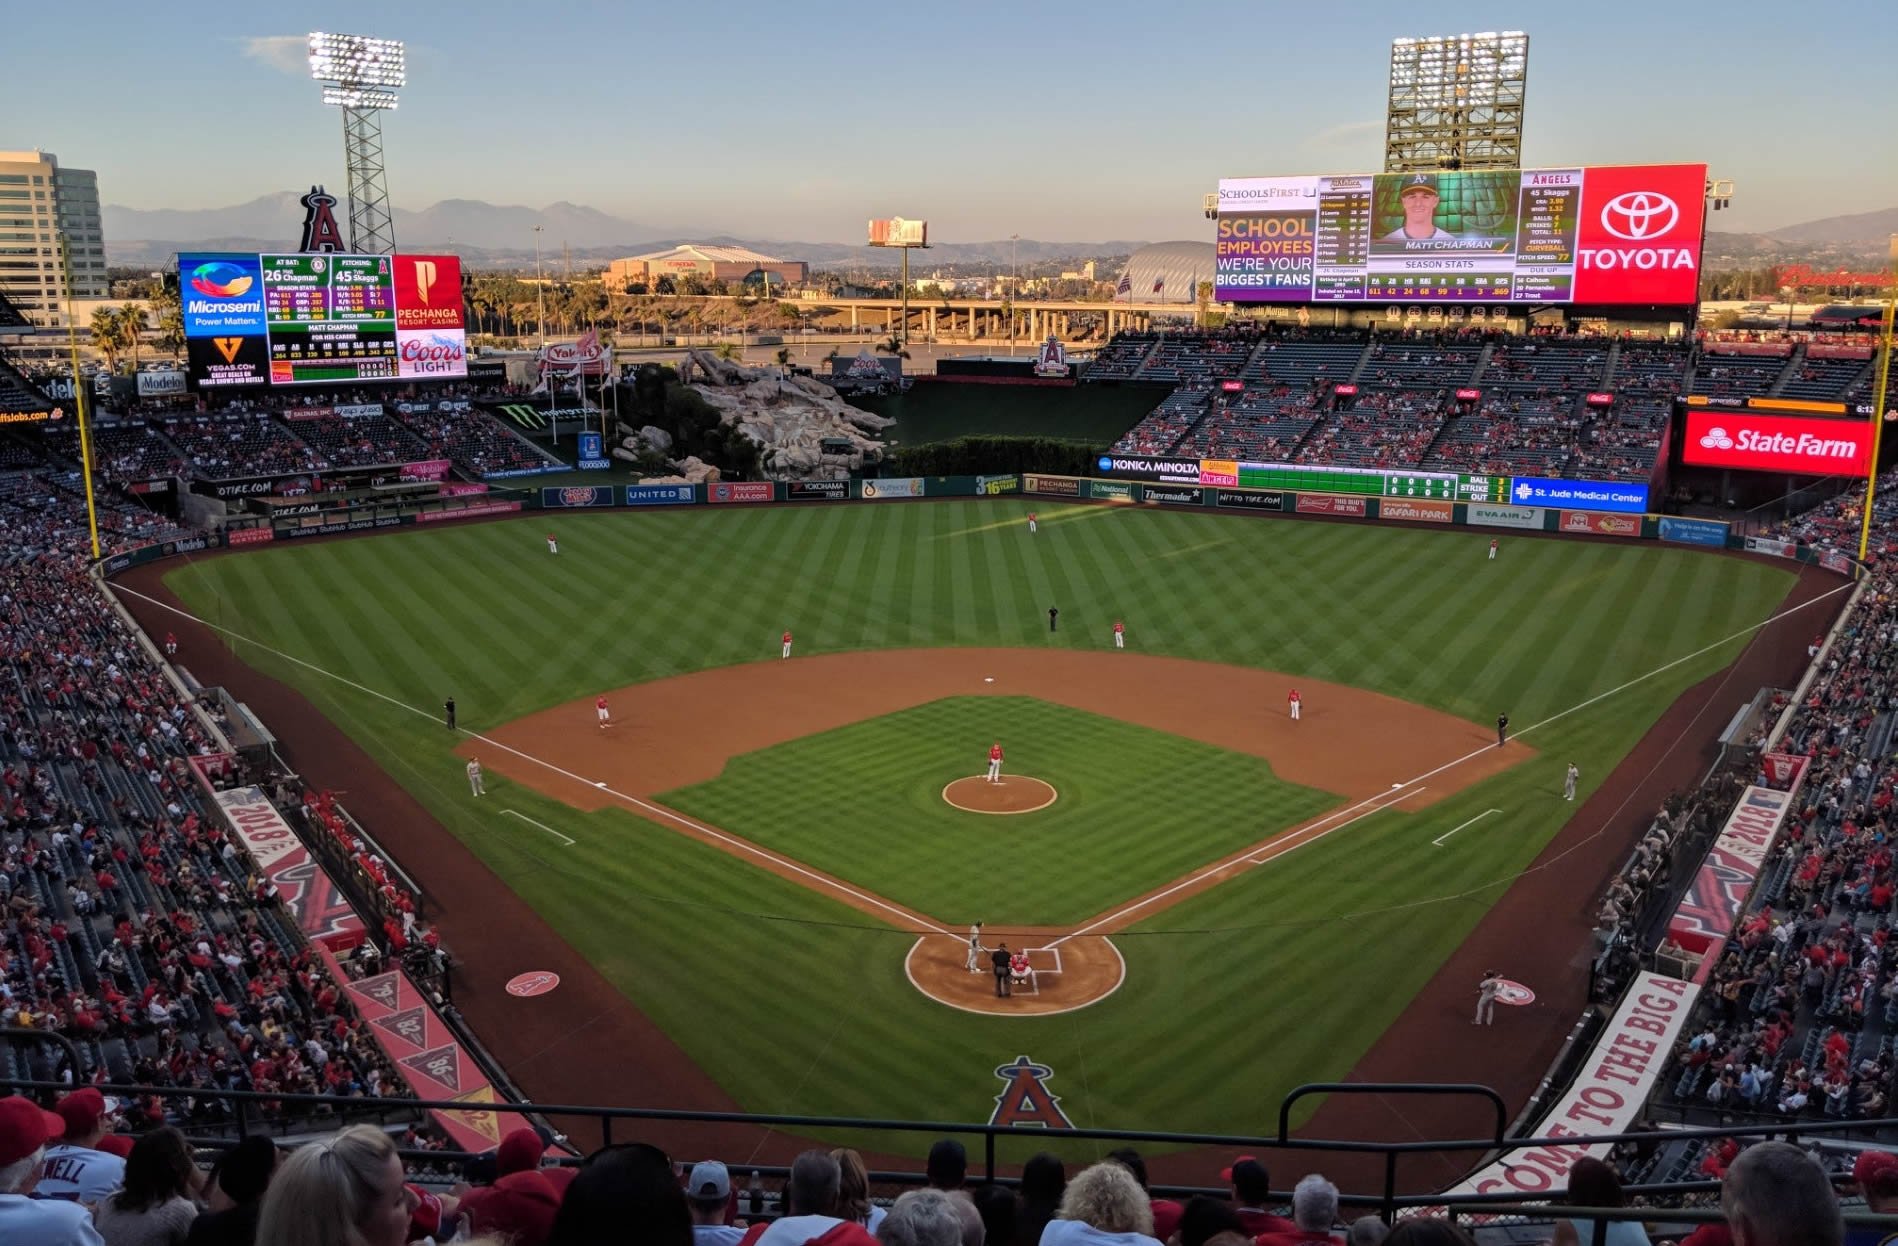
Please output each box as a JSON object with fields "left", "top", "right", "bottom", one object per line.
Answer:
{"left": 497, "top": 404, "right": 548, "bottom": 429}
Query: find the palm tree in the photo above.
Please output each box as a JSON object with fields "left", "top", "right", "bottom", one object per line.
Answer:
{"left": 774, "top": 347, "right": 791, "bottom": 369}
{"left": 89, "top": 306, "right": 122, "bottom": 372}
{"left": 713, "top": 342, "right": 741, "bottom": 362}
{"left": 876, "top": 335, "right": 910, "bottom": 361}
{"left": 115, "top": 305, "right": 146, "bottom": 372}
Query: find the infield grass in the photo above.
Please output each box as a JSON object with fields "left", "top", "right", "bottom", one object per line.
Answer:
{"left": 659, "top": 696, "right": 1338, "bottom": 924}
{"left": 159, "top": 500, "right": 1802, "bottom": 1139}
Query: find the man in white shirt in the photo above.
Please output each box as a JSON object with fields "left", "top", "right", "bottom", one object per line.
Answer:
{"left": 0, "top": 1094, "right": 104, "bottom": 1245}
{"left": 688, "top": 1160, "right": 743, "bottom": 1246}
{"left": 1381, "top": 174, "right": 1457, "bottom": 241}
{"left": 34, "top": 1088, "right": 124, "bottom": 1207}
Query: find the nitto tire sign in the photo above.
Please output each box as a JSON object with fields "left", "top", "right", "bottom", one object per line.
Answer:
{"left": 788, "top": 480, "right": 848, "bottom": 501}
{"left": 1214, "top": 489, "right": 1283, "bottom": 511}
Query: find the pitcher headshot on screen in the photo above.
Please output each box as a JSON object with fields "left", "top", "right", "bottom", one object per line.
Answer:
{"left": 1382, "top": 173, "right": 1457, "bottom": 240}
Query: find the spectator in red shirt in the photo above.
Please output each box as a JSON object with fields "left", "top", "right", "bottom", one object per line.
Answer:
{"left": 1255, "top": 1176, "right": 1342, "bottom": 1246}
{"left": 1106, "top": 1150, "right": 1179, "bottom": 1244}
{"left": 1222, "top": 1158, "right": 1295, "bottom": 1238}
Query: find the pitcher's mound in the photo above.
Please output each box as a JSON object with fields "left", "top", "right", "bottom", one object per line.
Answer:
{"left": 943, "top": 775, "right": 1058, "bottom": 815}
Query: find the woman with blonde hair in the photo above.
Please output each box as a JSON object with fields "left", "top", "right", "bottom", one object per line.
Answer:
{"left": 255, "top": 1125, "right": 416, "bottom": 1246}
{"left": 832, "top": 1148, "right": 887, "bottom": 1234}
{"left": 1042, "top": 1162, "right": 1161, "bottom": 1246}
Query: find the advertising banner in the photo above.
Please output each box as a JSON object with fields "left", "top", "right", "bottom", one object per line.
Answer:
{"left": 400, "top": 460, "right": 453, "bottom": 483}
{"left": 1437, "top": 973, "right": 1699, "bottom": 1197}
{"left": 438, "top": 481, "right": 489, "bottom": 498}
{"left": 787, "top": 480, "right": 848, "bottom": 501}
{"left": 861, "top": 477, "right": 925, "bottom": 499}
{"left": 624, "top": 483, "right": 697, "bottom": 507}
{"left": 1744, "top": 535, "right": 1797, "bottom": 558}
{"left": 185, "top": 335, "right": 269, "bottom": 388}
{"left": 335, "top": 403, "right": 384, "bottom": 418}
{"left": 282, "top": 515, "right": 406, "bottom": 540}
{"left": 1379, "top": 497, "right": 1455, "bottom": 524}
{"left": 180, "top": 252, "right": 267, "bottom": 337}
{"left": 391, "top": 254, "right": 464, "bottom": 330}
{"left": 1468, "top": 503, "right": 1544, "bottom": 529}
{"left": 1821, "top": 549, "right": 1854, "bottom": 575}
{"left": 1657, "top": 516, "right": 1729, "bottom": 548}
{"left": 467, "top": 359, "right": 508, "bottom": 385}
{"left": 1683, "top": 411, "right": 1872, "bottom": 477}
{"left": 1558, "top": 510, "right": 1641, "bottom": 537}
{"left": 541, "top": 485, "right": 616, "bottom": 508}
{"left": 1215, "top": 207, "right": 1317, "bottom": 303}
{"left": 1214, "top": 488, "right": 1284, "bottom": 511}
{"left": 1508, "top": 477, "right": 1648, "bottom": 513}
{"left": 1198, "top": 459, "right": 1239, "bottom": 487}
{"left": 227, "top": 526, "right": 275, "bottom": 546}
{"left": 707, "top": 481, "right": 775, "bottom": 504}
{"left": 1142, "top": 484, "right": 1204, "bottom": 505}
{"left": 396, "top": 328, "right": 468, "bottom": 381}
{"left": 1024, "top": 474, "right": 1082, "bottom": 497}
{"left": 576, "top": 431, "right": 611, "bottom": 471}
{"left": 1296, "top": 494, "right": 1368, "bottom": 517}
{"left": 204, "top": 472, "right": 323, "bottom": 500}
{"left": 214, "top": 787, "right": 363, "bottom": 944}
{"left": 415, "top": 501, "right": 522, "bottom": 522}
{"left": 1094, "top": 453, "right": 1203, "bottom": 484}
{"left": 868, "top": 218, "right": 928, "bottom": 247}
{"left": 135, "top": 369, "right": 187, "bottom": 399}
{"left": 1666, "top": 772, "right": 1805, "bottom": 959}
{"left": 1089, "top": 480, "right": 1135, "bottom": 502}
{"left": 975, "top": 474, "right": 1019, "bottom": 496}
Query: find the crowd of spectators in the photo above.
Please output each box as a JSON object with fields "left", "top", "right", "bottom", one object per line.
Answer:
{"left": 39, "top": 424, "right": 189, "bottom": 487}
{"left": 392, "top": 407, "right": 561, "bottom": 478}
{"left": 279, "top": 414, "right": 431, "bottom": 469}
{"left": 158, "top": 416, "right": 328, "bottom": 481}
{"left": 1109, "top": 390, "right": 1210, "bottom": 456}
{"left": 1294, "top": 392, "right": 1444, "bottom": 469}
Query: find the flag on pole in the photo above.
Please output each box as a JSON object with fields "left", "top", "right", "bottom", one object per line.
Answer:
{"left": 1116, "top": 273, "right": 1132, "bottom": 299}
{"left": 1152, "top": 276, "right": 1166, "bottom": 295}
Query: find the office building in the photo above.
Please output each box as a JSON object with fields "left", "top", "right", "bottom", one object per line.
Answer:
{"left": 0, "top": 149, "right": 108, "bottom": 327}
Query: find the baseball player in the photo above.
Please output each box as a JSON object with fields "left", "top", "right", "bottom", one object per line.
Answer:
{"left": 781, "top": 629, "right": 793, "bottom": 659}
{"left": 986, "top": 741, "right": 1004, "bottom": 784}
{"left": 1474, "top": 970, "right": 1503, "bottom": 1026}
{"left": 1488, "top": 538, "right": 1498, "bottom": 561}
{"left": 1496, "top": 712, "right": 1509, "bottom": 749}
{"left": 1028, "top": 511, "right": 1038, "bottom": 534}
{"left": 163, "top": 631, "right": 177, "bottom": 657}
{"left": 1288, "top": 689, "right": 1302, "bottom": 721}
{"left": 1113, "top": 619, "right": 1125, "bottom": 649}
{"left": 547, "top": 531, "right": 560, "bottom": 555}
{"left": 1009, "top": 949, "right": 1036, "bottom": 991}
{"left": 596, "top": 695, "right": 610, "bottom": 730}
{"left": 444, "top": 697, "right": 457, "bottom": 730}
{"left": 1564, "top": 762, "right": 1580, "bottom": 801}
{"left": 466, "top": 758, "right": 485, "bottom": 797}
{"left": 1047, "top": 606, "right": 1059, "bottom": 633}
{"left": 965, "top": 923, "right": 984, "bottom": 974}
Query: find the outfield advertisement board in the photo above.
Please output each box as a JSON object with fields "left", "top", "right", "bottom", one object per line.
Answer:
{"left": 624, "top": 483, "right": 696, "bottom": 506}
{"left": 541, "top": 486, "right": 616, "bottom": 508}
{"left": 1089, "top": 480, "right": 1135, "bottom": 502}
{"left": 1094, "top": 454, "right": 1202, "bottom": 484}
{"left": 1468, "top": 503, "right": 1544, "bottom": 529}
{"left": 1682, "top": 411, "right": 1873, "bottom": 477}
{"left": 1508, "top": 477, "right": 1648, "bottom": 513}
{"left": 861, "top": 477, "right": 925, "bottom": 499}
{"left": 788, "top": 480, "right": 848, "bottom": 501}
{"left": 415, "top": 501, "right": 521, "bottom": 522}
{"left": 1744, "top": 535, "right": 1797, "bottom": 558}
{"left": 1378, "top": 497, "right": 1454, "bottom": 524}
{"left": 1657, "top": 516, "right": 1729, "bottom": 548}
{"left": 1558, "top": 511, "right": 1641, "bottom": 537}
{"left": 1024, "top": 474, "right": 1082, "bottom": 496}
{"left": 1142, "top": 484, "right": 1204, "bottom": 505}
{"left": 1214, "top": 488, "right": 1283, "bottom": 511}
{"left": 707, "top": 481, "right": 775, "bottom": 504}
{"left": 975, "top": 475, "right": 1020, "bottom": 495}
{"left": 1295, "top": 494, "right": 1367, "bottom": 517}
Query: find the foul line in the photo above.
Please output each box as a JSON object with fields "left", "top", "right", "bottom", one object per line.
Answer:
{"left": 109, "top": 582, "right": 951, "bottom": 939}
{"left": 1432, "top": 808, "right": 1501, "bottom": 847}
{"left": 109, "top": 577, "right": 1850, "bottom": 945}
{"left": 501, "top": 808, "right": 576, "bottom": 847}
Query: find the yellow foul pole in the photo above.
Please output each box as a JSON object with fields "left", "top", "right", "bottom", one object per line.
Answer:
{"left": 1857, "top": 237, "right": 1898, "bottom": 564}
{"left": 59, "top": 235, "right": 103, "bottom": 560}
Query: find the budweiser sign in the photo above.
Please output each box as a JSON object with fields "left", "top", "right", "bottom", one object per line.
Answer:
{"left": 1683, "top": 411, "right": 1872, "bottom": 477}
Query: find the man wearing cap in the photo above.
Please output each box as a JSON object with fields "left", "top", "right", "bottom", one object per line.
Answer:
{"left": 0, "top": 1094, "right": 104, "bottom": 1245}
{"left": 459, "top": 1127, "right": 560, "bottom": 1246}
{"left": 1848, "top": 1150, "right": 1898, "bottom": 1246}
{"left": 1223, "top": 1156, "right": 1296, "bottom": 1237}
{"left": 1381, "top": 175, "right": 1457, "bottom": 241}
{"left": 689, "top": 1160, "right": 745, "bottom": 1246}
{"left": 36, "top": 1088, "right": 124, "bottom": 1207}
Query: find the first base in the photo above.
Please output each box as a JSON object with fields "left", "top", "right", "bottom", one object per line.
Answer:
{"left": 1391, "top": 782, "right": 1402, "bottom": 789}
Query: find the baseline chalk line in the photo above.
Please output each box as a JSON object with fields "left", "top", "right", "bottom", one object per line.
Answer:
{"left": 1433, "top": 808, "right": 1502, "bottom": 847}
{"left": 502, "top": 809, "right": 576, "bottom": 846}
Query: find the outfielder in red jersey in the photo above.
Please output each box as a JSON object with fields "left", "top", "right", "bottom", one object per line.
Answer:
{"left": 1113, "top": 619, "right": 1125, "bottom": 649}
{"left": 1288, "top": 689, "right": 1301, "bottom": 721}
{"left": 596, "top": 695, "right": 610, "bottom": 729}
{"left": 1488, "top": 538, "right": 1498, "bottom": 561}
{"left": 986, "top": 742, "right": 1004, "bottom": 783}
{"left": 547, "top": 532, "right": 560, "bottom": 555}
{"left": 1027, "top": 512, "right": 1038, "bottom": 534}
{"left": 781, "top": 629, "right": 793, "bottom": 659}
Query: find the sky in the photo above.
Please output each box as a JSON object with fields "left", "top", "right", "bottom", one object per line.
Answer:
{"left": 11, "top": 0, "right": 1896, "bottom": 244}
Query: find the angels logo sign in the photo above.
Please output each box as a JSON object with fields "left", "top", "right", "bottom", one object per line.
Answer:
{"left": 1033, "top": 336, "right": 1069, "bottom": 378}
{"left": 988, "top": 1056, "right": 1074, "bottom": 1129}
{"left": 298, "top": 186, "right": 346, "bottom": 254}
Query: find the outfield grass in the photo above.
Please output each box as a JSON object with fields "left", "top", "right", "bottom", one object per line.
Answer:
{"left": 660, "top": 696, "right": 1338, "bottom": 924}
{"left": 160, "top": 501, "right": 1798, "bottom": 1139}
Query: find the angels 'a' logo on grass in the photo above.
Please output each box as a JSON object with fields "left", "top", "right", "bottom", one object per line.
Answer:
{"left": 989, "top": 1056, "right": 1073, "bottom": 1129}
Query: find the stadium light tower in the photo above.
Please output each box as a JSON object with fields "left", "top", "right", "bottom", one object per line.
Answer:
{"left": 309, "top": 31, "right": 405, "bottom": 254}
{"left": 1385, "top": 32, "right": 1527, "bottom": 173}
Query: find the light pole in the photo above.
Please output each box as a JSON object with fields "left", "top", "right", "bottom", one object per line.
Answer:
{"left": 1009, "top": 234, "right": 1020, "bottom": 355}
{"left": 534, "top": 226, "right": 546, "bottom": 343}
{"left": 308, "top": 32, "right": 404, "bottom": 254}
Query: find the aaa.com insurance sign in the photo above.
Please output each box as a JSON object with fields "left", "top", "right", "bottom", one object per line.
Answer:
{"left": 1683, "top": 411, "right": 1872, "bottom": 477}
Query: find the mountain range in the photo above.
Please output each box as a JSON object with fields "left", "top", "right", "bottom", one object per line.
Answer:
{"left": 101, "top": 192, "right": 1898, "bottom": 271}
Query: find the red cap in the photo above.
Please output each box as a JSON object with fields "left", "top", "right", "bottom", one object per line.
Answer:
{"left": 1856, "top": 1150, "right": 1898, "bottom": 1193}
{"left": 56, "top": 1087, "right": 106, "bottom": 1136}
{"left": 97, "top": 1134, "right": 136, "bottom": 1159}
{"left": 1220, "top": 1154, "right": 1257, "bottom": 1182}
{"left": 496, "top": 1127, "right": 545, "bottom": 1175}
{"left": 470, "top": 1170, "right": 561, "bottom": 1246}
{"left": 0, "top": 1096, "right": 65, "bottom": 1166}
{"left": 407, "top": 1185, "right": 444, "bottom": 1241}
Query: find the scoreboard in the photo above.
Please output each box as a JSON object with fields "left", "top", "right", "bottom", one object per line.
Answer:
{"left": 262, "top": 254, "right": 398, "bottom": 384}
{"left": 1230, "top": 462, "right": 1511, "bottom": 501}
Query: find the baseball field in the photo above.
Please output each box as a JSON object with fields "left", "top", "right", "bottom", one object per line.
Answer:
{"left": 135, "top": 499, "right": 1818, "bottom": 1161}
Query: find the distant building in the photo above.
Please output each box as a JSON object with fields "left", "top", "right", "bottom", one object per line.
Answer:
{"left": 608, "top": 243, "right": 808, "bottom": 290}
{"left": 0, "top": 149, "right": 108, "bottom": 326}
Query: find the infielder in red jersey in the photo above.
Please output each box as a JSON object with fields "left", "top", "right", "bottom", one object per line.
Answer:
{"left": 595, "top": 695, "right": 610, "bottom": 729}
{"left": 986, "top": 741, "right": 1004, "bottom": 783}
{"left": 781, "top": 629, "right": 793, "bottom": 659}
{"left": 1113, "top": 619, "right": 1125, "bottom": 649}
{"left": 1288, "top": 689, "right": 1301, "bottom": 721}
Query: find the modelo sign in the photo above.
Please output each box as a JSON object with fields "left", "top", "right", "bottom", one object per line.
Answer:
{"left": 1683, "top": 411, "right": 1871, "bottom": 477}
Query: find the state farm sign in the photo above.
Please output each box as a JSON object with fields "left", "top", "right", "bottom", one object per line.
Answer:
{"left": 1683, "top": 411, "right": 1871, "bottom": 477}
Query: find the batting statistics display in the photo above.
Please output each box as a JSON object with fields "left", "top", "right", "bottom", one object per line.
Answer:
{"left": 1215, "top": 163, "right": 1707, "bottom": 306}
{"left": 180, "top": 252, "right": 466, "bottom": 389}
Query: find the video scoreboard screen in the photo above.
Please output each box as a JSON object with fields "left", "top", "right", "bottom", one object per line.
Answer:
{"left": 1215, "top": 163, "right": 1706, "bottom": 307}
{"left": 1232, "top": 463, "right": 1510, "bottom": 501}
{"left": 180, "top": 252, "right": 465, "bottom": 389}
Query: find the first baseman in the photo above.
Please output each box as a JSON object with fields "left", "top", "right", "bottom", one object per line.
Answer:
{"left": 596, "top": 695, "right": 611, "bottom": 729}
{"left": 986, "top": 741, "right": 1004, "bottom": 783}
{"left": 466, "top": 758, "right": 485, "bottom": 797}
{"left": 1288, "top": 688, "right": 1302, "bottom": 721}
{"left": 782, "top": 629, "right": 793, "bottom": 659}
{"left": 1113, "top": 619, "right": 1125, "bottom": 649}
